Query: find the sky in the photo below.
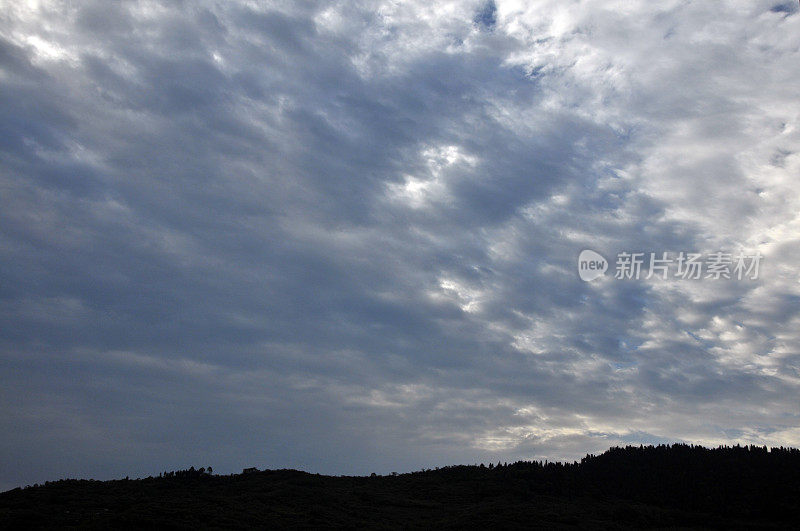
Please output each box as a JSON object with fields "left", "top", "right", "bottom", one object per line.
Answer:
{"left": 1, "top": 0, "right": 799, "bottom": 490}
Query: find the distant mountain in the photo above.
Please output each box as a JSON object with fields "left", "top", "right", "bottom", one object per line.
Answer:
{"left": 2, "top": 444, "right": 799, "bottom": 529}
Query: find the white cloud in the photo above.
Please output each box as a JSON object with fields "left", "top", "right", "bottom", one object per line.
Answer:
{"left": 1, "top": 0, "right": 799, "bottom": 488}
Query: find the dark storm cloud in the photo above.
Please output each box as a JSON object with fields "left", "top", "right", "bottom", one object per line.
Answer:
{"left": 1, "top": 0, "right": 799, "bottom": 491}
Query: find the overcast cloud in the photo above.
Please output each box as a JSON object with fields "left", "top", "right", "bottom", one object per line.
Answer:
{"left": 1, "top": 0, "right": 799, "bottom": 490}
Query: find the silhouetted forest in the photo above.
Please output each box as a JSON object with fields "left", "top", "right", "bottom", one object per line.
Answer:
{"left": 2, "top": 444, "right": 799, "bottom": 529}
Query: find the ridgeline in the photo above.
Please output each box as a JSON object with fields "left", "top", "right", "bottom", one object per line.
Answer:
{"left": 2, "top": 444, "right": 799, "bottom": 529}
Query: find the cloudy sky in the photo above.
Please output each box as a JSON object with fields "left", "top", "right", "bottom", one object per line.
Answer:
{"left": 1, "top": 0, "right": 799, "bottom": 489}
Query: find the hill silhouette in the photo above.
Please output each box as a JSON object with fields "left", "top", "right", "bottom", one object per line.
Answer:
{"left": 2, "top": 444, "right": 799, "bottom": 529}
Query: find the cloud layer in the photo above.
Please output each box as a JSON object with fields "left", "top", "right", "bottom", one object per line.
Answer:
{"left": 1, "top": 0, "right": 799, "bottom": 489}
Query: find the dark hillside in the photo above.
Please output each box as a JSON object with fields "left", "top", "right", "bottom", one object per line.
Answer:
{"left": 2, "top": 444, "right": 799, "bottom": 529}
